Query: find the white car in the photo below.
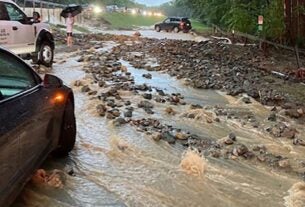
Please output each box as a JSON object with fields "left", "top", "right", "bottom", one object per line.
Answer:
{"left": 0, "top": 0, "right": 54, "bottom": 67}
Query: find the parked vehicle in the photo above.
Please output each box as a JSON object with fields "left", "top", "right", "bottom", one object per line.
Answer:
{"left": 0, "top": 47, "right": 76, "bottom": 206}
{"left": 0, "top": 0, "right": 54, "bottom": 67}
{"left": 155, "top": 17, "right": 192, "bottom": 33}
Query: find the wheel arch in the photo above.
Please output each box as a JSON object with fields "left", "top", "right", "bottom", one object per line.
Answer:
{"left": 35, "top": 29, "right": 55, "bottom": 52}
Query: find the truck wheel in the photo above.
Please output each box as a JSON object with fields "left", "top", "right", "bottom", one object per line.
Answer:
{"left": 38, "top": 41, "right": 54, "bottom": 67}
{"left": 155, "top": 26, "right": 161, "bottom": 32}
{"left": 53, "top": 98, "right": 76, "bottom": 156}
{"left": 173, "top": 27, "right": 179, "bottom": 33}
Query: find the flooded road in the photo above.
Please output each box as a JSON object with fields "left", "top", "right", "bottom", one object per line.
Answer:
{"left": 13, "top": 37, "right": 305, "bottom": 207}
{"left": 100, "top": 29, "right": 209, "bottom": 42}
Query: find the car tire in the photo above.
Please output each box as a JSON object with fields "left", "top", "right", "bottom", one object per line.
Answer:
{"left": 155, "top": 26, "right": 161, "bottom": 32}
{"left": 38, "top": 41, "right": 54, "bottom": 67}
{"left": 53, "top": 98, "right": 76, "bottom": 156}
{"left": 173, "top": 27, "right": 179, "bottom": 33}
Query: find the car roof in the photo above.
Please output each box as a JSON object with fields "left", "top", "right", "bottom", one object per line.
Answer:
{"left": 168, "top": 17, "right": 189, "bottom": 19}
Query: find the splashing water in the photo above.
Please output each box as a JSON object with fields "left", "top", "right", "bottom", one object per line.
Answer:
{"left": 285, "top": 182, "right": 305, "bottom": 207}
{"left": 31, "top": 169, "right": 66, "bottom": 188}
{"left": 180, "top": 149, "right": 208, "bottom": 177}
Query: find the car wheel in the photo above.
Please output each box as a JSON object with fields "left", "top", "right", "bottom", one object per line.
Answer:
{"left": 173, "top": 27, "right": 179, "bottom": 33}
{"left": 38, "top": 41, "right": 54, "bottom": 67}
{"left": 155, "top": 26, "right": 161, "bottom": 32}
{"left": 53, "top": 98, "right": 76, "bottom": 156}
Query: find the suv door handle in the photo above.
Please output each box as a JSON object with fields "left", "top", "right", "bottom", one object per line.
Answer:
{"left": 12, "top": 26, "right": 18, "bottom": 31}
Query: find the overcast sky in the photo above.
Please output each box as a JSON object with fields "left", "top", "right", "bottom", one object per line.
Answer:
{"left": 135, "top": 0, "right": 171, "bottom": 6}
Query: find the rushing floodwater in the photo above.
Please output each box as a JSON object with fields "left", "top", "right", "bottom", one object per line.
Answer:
{"left": 13, "top": 42, "right": 305, "bottom": 207}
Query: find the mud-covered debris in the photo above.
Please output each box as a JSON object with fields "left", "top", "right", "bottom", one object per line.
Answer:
{"left": 142, "top": 73, "right": 152, "bottom": 79}
{"left": 165, "top": 107, "right": 176, "bottom": 115}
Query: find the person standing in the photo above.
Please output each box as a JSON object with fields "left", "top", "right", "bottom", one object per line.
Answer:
{"left": 66, "top": 13, "right": 75, "bottom": 47}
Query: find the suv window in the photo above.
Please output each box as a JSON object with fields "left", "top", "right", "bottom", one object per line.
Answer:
{"left": 0, "top": 50, "right": 37, "bottom": 100}
{"left": 170, "top": 18, "right": 180, "bottom": 23}
{"left": 164, "top": 18, "right": 170, "bottom": 23}
{"left": 4, "top": 2, "right": 26, "bottom": 22}
{"left": 0, "top": 3, "right": 9, "bottom": 20}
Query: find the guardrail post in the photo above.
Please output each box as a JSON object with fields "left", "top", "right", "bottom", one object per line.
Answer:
{"left": 40, "top": 1, "right": 42, "bottom": 20}
{"left": 47, "top": 3, "right": 50, "bottom": 22}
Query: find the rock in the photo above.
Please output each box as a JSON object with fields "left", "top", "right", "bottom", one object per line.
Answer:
{"left": 206, "top": 117, "right": 213, "bottom": 123}
{"left": 190, "top": 104, "right": 203, "bottom": 109}
{"left": 98, "top": 81, "right": 106, "bottom": 87}
{"left": 156, "top": 89, "right": 166, "bottom": 96}
{"left": 278, "top": 159, "right": 290, "bottom": 168}
{"left": 124, "top": 101, "right": 131, "bottom": 106}
{"left": 282, "top": 128, "right": 297, "bottom": 139}
{"left": 270, "top": 126, "right": 282, "bottom": 137}
{"left": 242, "top": 97, "right": 251, "bottom": 104}
{"left": 152, "top": 133, "right": 162, "bottom": 141}
{"left": 161, "top": 132, "right": 176, "bottom": 144}
{"left": 74, "top": 80, "right": 82, "bottom": 87}
{"left": 138, "top": 101, "right": 154, "bottom": 109}
{"left": 124, "top": 110, "right": 133, "bottom": 118}
{"left": 209, "top": 148, "right": 221, "bottom": 158}
{"left": 187, "top": 113, "right": 196, "bottom": 119}
{"left": 224, "top": 138, "right": 234, "bottom": 145}
{"left": 113, "top": 118, "right": 127, "bottom": 126}
{"left": 108, "top": 109, "right": 121, "bottom": 117}
{"left": 77, "top": 57, "right": 84, "bottom": 62}
{"left": 252, "top": 145, "right": 267, "bottom": 153}
{"left": 232, "top": 144, "right": 248, "bottom": 156}
{"left": 142, "top": 73, "right": 152, "bottom": 79}
{"left": 268, "top": 112, "right": 277, "bottom": 121}
{"left": 81, "top": 85, "right": 90, "bottom": 93}
{"left": 228, "top": 132, "right": 236, "bottom": 141}
{"left": 143, "top": 93, "right": 152, "bottom": 100}
{"left": 96, "top": 104, "right": 107, "bottom": 116}
{"left": 144, "top": 108, "right": 154, "bottom": 114}
{"left": 175, "top": 133, "right": 188, "bottom": 140}
{"left": 214, "top": 117, "right": 220, "bottom": 122}
{"left": 257, "top": 155, "right": 266, "bottom": 162}
{"left": 297, "top": 108, "right": 304, "bottom": 115}
{"left": 294, "top": 139, "right": 305, "bottom": 146}
{"left": 282, "top": 102, "right": 294, "bottom": 109}
{"left": 88, "top": 91, "right": 97, "bottom": 96}
{"left": 285, "top": 109, "right": 300, "bottom": 119}
{"left": 133, "top": 31, "right": 141, "bottom": 37}
{"left": 106, "top": 113, "right": 115, "bottom": 119}
{"left": 243, "top": 151, "right": 255, "bottom": 159}
{"left": 165, "top": 107, "right": 176, "bottom": 115}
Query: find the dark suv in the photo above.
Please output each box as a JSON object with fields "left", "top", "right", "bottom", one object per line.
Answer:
{"left": 155, "top": 17, "right": 192, "bottom": 33}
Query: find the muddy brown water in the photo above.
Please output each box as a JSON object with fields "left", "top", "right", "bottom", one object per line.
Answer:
{"left": 13, "top": 41, "right": 305, "bottom": 207}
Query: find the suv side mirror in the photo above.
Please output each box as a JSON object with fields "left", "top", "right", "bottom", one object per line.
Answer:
{"left": 43, "top": 74, "right": 63, "bottom": 88}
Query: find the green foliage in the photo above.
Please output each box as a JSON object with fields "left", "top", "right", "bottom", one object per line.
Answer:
{"left": 169, "top": 0, "right": 289, "bottom": 41}
{"left": 263, "top": 0, "right": 285, "bottom": 41}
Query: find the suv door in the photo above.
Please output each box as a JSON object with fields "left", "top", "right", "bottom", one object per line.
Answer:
{"left": 0, "top": 2, "right": 13, "bottom": 46}
{"left": 2, "top": 1, "right": 35, "bottom": 54}
{"left": 170, "top": 18, "right": 180, "bottom": 30}
{"left": 162, "top": 18, "right": 171, "bottom": 30}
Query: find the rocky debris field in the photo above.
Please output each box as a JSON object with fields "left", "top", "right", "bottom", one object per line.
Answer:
{"left": 52, "top": 30, "right": 305, "bottom": 179}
